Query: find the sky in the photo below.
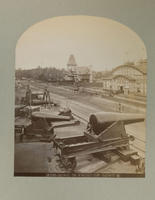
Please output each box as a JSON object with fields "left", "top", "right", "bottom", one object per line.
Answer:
{"left": 16, "top": 15, "right": 147, "bottom": 71}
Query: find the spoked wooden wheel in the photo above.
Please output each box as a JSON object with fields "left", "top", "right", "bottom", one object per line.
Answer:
{"left": 61, "top": 157, "right": 77, "bottom": 171}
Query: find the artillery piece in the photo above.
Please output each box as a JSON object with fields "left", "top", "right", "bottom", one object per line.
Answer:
{"left": 15, "top": 108, "right": 79, "bottom": 143}
{"left": 52, "top": 112, "right": 145, "bottom": 170}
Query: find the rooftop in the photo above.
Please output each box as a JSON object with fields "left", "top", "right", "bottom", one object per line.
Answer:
{"left": 67, "top": 54, "right": 77, "bottom": 66}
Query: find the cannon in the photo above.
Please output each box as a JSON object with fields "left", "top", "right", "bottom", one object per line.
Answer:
{"left": 15, "top": 109, "right": 79, "bottom": 143}
{"left": 52, "top": 112, "right": 145, "bottom": 170}
{"left": 87, "top": 112, "right": 145, "bottom": 138}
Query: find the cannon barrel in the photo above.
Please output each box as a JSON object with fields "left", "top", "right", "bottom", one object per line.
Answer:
{"left": 31, "top": 111, "right": 71, "bottom": 122}
{"left": 89, "top": 112, "right": 145, "bottom": 135}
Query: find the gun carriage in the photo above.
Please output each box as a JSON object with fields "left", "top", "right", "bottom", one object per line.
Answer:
{"left": 51, "top": 112, "right": 144, "bottom": 170}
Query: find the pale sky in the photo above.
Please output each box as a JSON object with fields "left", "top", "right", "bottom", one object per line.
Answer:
{"left": 16, "top": 15, "right": 147, "bottom": 71}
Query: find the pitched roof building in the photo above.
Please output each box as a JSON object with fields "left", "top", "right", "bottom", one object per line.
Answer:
{"left": 66, "top": 54, "right": 93, "bottom": 83}
{"left": 102, "top": 60, "right": 147, "bottom": 96}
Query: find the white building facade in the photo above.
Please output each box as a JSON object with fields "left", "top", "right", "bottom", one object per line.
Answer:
{"left": 102, "top": 60, "right": 147, "bottom": 96}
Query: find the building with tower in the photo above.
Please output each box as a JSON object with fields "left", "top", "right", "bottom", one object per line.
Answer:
{"left": 65, "top": 54, "right": 93, "bottom": 83}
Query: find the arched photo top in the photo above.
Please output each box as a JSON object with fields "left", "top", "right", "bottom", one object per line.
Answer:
{"left": 16, "top": 15, "right": 147, "bottom": 71}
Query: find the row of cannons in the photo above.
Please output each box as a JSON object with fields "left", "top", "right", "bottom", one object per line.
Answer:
{"left": 15, "top": 92, "right": 145, "bottom": 172}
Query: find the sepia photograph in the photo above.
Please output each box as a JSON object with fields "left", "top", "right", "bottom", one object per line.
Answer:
{"left": 14, "top": 15, "right": 146, "bottom": 177}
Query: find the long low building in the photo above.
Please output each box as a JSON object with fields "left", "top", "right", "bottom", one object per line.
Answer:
{"left": 102, "top": 60, "right": 147, "bottom": 96}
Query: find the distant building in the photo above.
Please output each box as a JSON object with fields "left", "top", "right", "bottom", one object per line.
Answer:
{"left": 65, "top": 54, "right": 93, "bottom": 83}
{"left": 102, "top": 60, "right": 147, "bottom": 96}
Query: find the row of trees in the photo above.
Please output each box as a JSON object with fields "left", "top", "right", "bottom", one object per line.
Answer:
{"left": 15, "top": 66, "right": 67, "bottom": 82}
{"left": 16, "top": 66, "right": 112, "bottom": 83}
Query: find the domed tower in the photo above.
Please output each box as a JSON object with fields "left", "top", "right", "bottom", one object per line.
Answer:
{"left": 67, "top": 54, "right": 77, "bottom": 72}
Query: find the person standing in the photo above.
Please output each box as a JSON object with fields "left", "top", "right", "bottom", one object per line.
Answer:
{"left": 43, "top": 86, "right": 51, "bottom": 107}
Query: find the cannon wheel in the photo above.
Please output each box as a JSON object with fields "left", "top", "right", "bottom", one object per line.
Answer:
{"left": 61, "top": 157, "right": 77, "bottom": 170}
